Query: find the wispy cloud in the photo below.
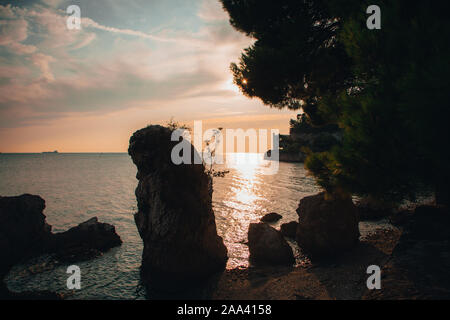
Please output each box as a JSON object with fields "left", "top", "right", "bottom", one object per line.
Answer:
{"left": 0, "top": 0, "right": 297, "bottom": 152}
{"left": 81, "top": 17, "right": 176, "bottom": 43}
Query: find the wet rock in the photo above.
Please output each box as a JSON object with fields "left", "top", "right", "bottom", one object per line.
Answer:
{"left": 280, "top": 221, "right": 298, "bottom": 238}
{"left": 50, "top": 217, "right": 122, "bottom": 262}
{"left": 129, "top": 125, "right": 228, "bottom": 289}
{"left": 261, "top": 212, "right": 282, "bottom": 223}
{"left": 296, "top": 192, "right": 359, "bottom": 260}
{"left": 0, "top": 194, "right": 122, "bottom": 298}
{"left": 0, "top": 195, "right": 52, "bottom": 282}
{"left": 248, "top": 223, "right": 294, "bottom": 266}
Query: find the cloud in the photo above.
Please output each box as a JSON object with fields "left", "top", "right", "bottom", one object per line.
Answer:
{"left": 0, "top": 10, "right": 37, "bottom": 54}
{"left": 40, "top": 0, "right": 64, "bottom": 8}
{"left": 0, "top": 0, "right": 255, "bottom": 130}
{"left": 0, "top": 3, "right": 17, "bottom": 19}
{"left": 30, "top": 53, "right": 55, "bottom": 81}
{"left": 70, "top": 32, "right": 96, "bottom": 50}
{"left": 81, "top": 17, "right": 175, "bottom": 43}
{"left": 198, "top": 0, "right": 228, "bottom": 21}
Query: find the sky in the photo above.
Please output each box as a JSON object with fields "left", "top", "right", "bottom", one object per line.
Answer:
{"left": 0, "top": 0, "right": 298, "bottom": 152}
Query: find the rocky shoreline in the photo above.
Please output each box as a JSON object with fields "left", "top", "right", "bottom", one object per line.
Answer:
{"left": 0, "top": 194, "right": 122, "bottom": 299}
{"left": 139, "top": 201, "right": 450, "bottom": 300}
{"left": 365, "top": 205, "right": 450, "bottom": 299}
{"left": 1, "top": 127, "right": 448, "bottom": 300}
{"left": 213, "top": 228, "right": 401, "bottom": 300}
{"left": 1, "top": 195, "right": 449, "bottom": 300}
{"left": 265, "top": 114, "right": 342, "bottom": 164}
{"left": 213, "top": 204, "right": 450, "bottom": 300}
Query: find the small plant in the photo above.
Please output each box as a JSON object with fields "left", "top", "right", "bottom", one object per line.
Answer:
{"left": 203, "top": 127, "right": 229, "bottom": 178}
{"left": 165, "top": 117, "right": 190, "bottom": 132}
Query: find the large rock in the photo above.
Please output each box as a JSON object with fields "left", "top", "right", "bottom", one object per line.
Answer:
{"left": 0, "top": 194, "right": 122, "bottom": 299}
{"left": 128, "top": 125, "right": 228, "bottom": 288}
{"left": 248, "top": 223, "right": 294, "bottom": 266}
{"left": 261, "top": 212, "right": 282, "bottom": 223}
{"left": 296, "top": 192, "right": 359, "bottom": 259}
{"left": 280, "top": 221, "right": 298, "bottom": 238}
{"left": 0, "top": 195, "right": 52, "bottom": 281}
{"left": 50, "top": 217, "right": 122, "bottom": 262}
{"left": 354, "top": 195, "right": 395, "bottom": 221}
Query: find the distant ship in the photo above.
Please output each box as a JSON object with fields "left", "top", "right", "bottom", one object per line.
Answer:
{"left": 42, "top": 150, "right": 59, "bottom": 154}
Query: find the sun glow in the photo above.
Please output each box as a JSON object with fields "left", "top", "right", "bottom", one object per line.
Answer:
{"left": 224, "top": 78, "right": 241, "bottom": 94}
{"left": 226, "top": 153, "right": 263, "bottom": 210}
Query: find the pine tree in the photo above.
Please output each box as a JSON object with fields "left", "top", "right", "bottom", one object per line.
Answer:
{"left": 222, "top": 0, "right": 450, "bottom": 204}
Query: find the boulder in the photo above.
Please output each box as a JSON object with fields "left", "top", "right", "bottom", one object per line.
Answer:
{"left": 248, "top": 223, "right": 294, "bottom": 266}
{"left": 296, "top": 192, "right": 360, "bottom": 259}
{"left": 354, "top": 195, "right": 395, "bottom": 220}
{"left": 0, "top": 195, "right": 52, "bottom": 282}
{"left": 261, "top": 212, "right": 282, "bottom": 223}
{"left": 280, "top": 221, "right": 298, "bottom": 238}
{"left": 128, "top": 125, "right": 228, "bottom": 288}
{"left": 50, "top": 217, "right": 122, "bottom": 262}
{"left": 0, "top": 194, "right": 122, "bottom": 299}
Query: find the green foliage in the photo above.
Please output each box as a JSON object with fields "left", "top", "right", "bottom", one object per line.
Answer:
{"left": 290, "top": 114, "right": 339, "bottom": 135}
{"left": 305, "top": 151, "right": 339, "bottom": 193}
{"left": 165, "top": 117, "right": 190, "bottom": 132}
{"left": 307, "top": 1, "right": 450, "bottom": 202}
{"left": 221, "top": 0, "right": 352, "bottom": 125}
{"left": 223, "top": 0, "right": 450, "bottom": 203}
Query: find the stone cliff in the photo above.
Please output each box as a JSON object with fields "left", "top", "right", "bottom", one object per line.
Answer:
{"left": 129, "top": 125, "right": 228, "bottom": 290}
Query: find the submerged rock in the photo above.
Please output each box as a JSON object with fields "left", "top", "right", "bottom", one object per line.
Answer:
{"left": 261, "top": 212, "right": 282, "bottom": 223}
{"left": 280, "top": 221, "right": 298, "bottom": 238}
{"left": 248, "top": 223, "right": 294, "bottom": 266}
{"left": 296, "top": 192, "right": 359, "bottom": 259}
{"left": 129, "top": 125, "right": 228, "bottom": 289}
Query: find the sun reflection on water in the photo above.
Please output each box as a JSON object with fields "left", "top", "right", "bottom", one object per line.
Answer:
{"left": 228, "top": 154, "right": 262, "bottom": 211}
{"left": 218, "top": 153, "right": 277, "bottom": 268}
{"left": 1, "top": 153, "right": 322, "bottom": 298}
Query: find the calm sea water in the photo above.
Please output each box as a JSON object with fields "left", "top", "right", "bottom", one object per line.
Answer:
{"left": 0, "top": 153, "right": 388, "bottom": 299}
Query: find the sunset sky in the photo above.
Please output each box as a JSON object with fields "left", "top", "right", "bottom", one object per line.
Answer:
{"left": 0, "top": 0, "right": 298, "bottom": 153}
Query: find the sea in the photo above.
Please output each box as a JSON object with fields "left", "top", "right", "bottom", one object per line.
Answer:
{"left": 0, "top": 153, "right": 391, "bottom": 299}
